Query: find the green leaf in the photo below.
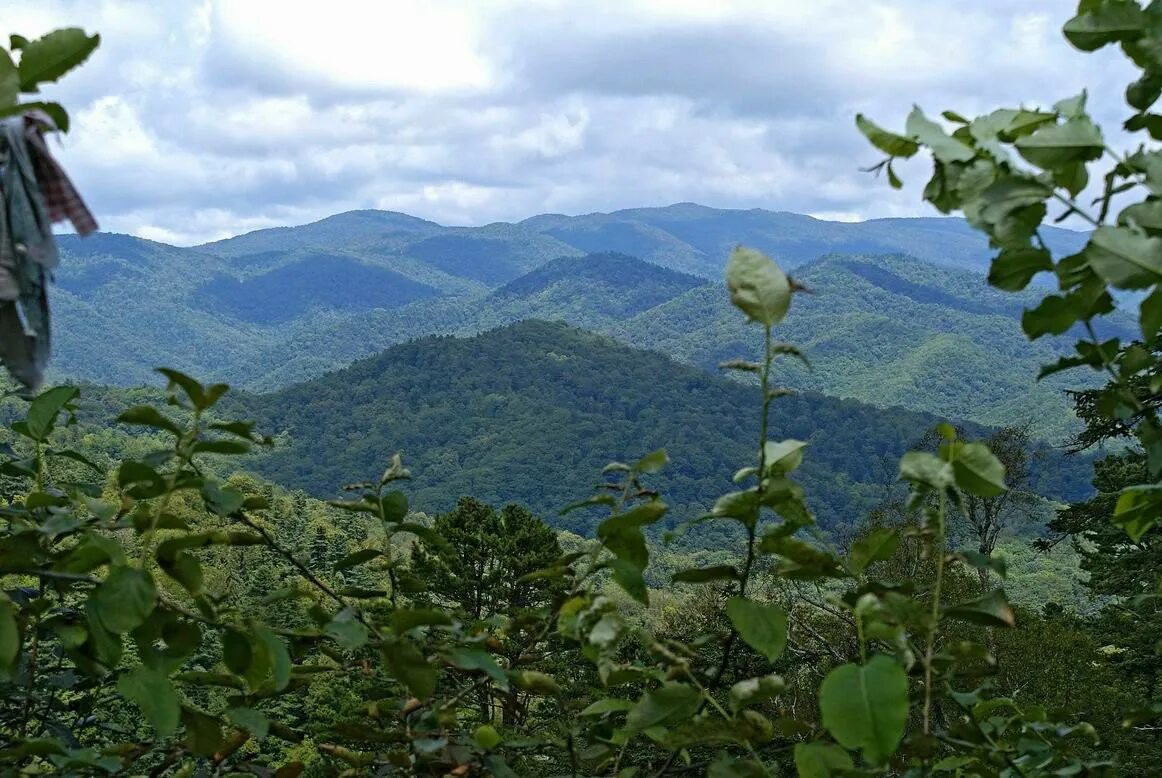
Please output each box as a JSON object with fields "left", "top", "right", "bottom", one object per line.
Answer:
{"left": 1120, "top": 199, "right": 1162, "bottom": 235}
{"left": 93, "top": 566, "right": 156, "bottom": 634}
{"left": 608, "top": 557, "right": 649, "bottom": 604}
{"left": 255, "top": 626, "right": 291, "bottom": 691}
{"left": 117, "top": 406, "right": 180, "bottom": 435}
{"left": 157, "top": 368, "right": 208, "bottom": 409}
{"left": 447, "top": 647, "right": 510, "bottom": 690}
{"left": 726, "top": 246, "right": 792, "bottom": 326}
{"left": 381, "top": 490, "right": 408, "bottom": 522}
{"left": 944, "top": 588, "right": 1016, "bottom": 627}
{"left": 117, "top": 665, "right": 180, "bottom": 737}
{"left": 23, "top": 386, "right": 78, "bottom": 442}
{"left": 0, "top": 597, "right": 19, "bottom": 679}
{"left": 226, "top": 707, "right": 268, "bottom": 740}
{"left": 707, "top": 754, "right": 768, "bottom": 777}
{"left": 898, "top": 451, "right": 952, "bottom": 490}
{"left": 201, "top": 482, "right": 245, "bottom": 517}
{"left": 509, "top": 669, "right": 560, "bottom": 695}
{"left": 580, "top": 698, "right": 635, "bottom": 717}
{"left": 794, "top": 742, "right": 855, "bottom": 778}
{"left": 906, "top": 107, "right": 975, "bottom": 163}
{"left": 382, "top": 640, "right": 437, "bottom": 699}
{"left": 626, "top": 682, "right": 701, "bottom": 732}
{"left": 181, "top": 706, "right": 224, "bottom": 757}
{"left": 325, "top": 608, "right": 369, "bottom": 650}
{"left": 819, "top": 655, "right": 908, "bottom": 765}
{"left": 1113, "top": 486, "right": 1162, "bottom": 541}
{"left": 474, "top": 724, "right": 502, "bottom": 751}
{"left": 671, "top": 565, "right": 739, "bottom": 584}
{"left": 16, "top": 28, "right": 100, "bottom": 92}
{"left": 221, "top": 628, "right": 252, "bottom": 677}
{"left": 335, "top": 548, "right": 382, "bottom": 571}
{"left": 391, "top": 608, "right": 454, "bottom": 634}
{"left": 1063, "top": 2, "right": 1145, "bottom": 50}
{"left": 973, "top": 176, "right": 1051, "bottom": 248}
{"left": 728, "top": 674, "right": 784, "bottom": 712}
{"left": 950, "top": 442, "right": 1006, "bottom": 497}
{"left": 635, "top": 448, "right": 668, "bottom": 474}
{"left": 849, "top": 527, "right": 899, "bottom": 575}
{"left": 726, "top": 597, "right": 787, "bottom": 662}
{"left": 988, "top": 246, "right": 1053, "bottom": 291}
{"left": 958, "top": 550, "right": 1007, "bottom": 579}
{"left": 1014, "top": 117, "right": 1104, "bottom": 169}
{"left": 191, "top": 439, "right": 250, "bottom": 455}
{"left": 1085, "top": 226, "right": 1162, "bottom": 289}
{"left": 0, "top": 48, "right": 18, "bottom": 108}
{"left": 1022, "top": 293, "right": 1086, "bottom": 338}
{"left": 855, "top": 114, "right": 919, "bottom": 157}
{"left": 762, "top": 439, "right": 807, "bottom": 474}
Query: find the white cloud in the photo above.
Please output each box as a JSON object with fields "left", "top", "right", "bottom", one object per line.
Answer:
{"left": 3, "top": 0, "right": 1140, "bottom": 243}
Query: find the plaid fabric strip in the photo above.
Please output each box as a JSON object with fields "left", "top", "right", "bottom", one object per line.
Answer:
{"left": 25, "top": 118, "right": 98, "bottom": 236}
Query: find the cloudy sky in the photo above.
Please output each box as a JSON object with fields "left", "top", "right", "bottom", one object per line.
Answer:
{"left": 8, "top": 1, "right": 1135, "bottom": 245}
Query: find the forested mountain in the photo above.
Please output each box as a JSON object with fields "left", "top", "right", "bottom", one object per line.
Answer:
{"left": 49, "top": 208, "right": 1116, "bottom": 440}
{"left": 520, "top": 203, "right": 1089, "bottom": 277}
{"left": 236, "top": 320, "right": 1090, "bottom": 542}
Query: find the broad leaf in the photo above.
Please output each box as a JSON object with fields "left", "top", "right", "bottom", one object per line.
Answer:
{"left": 382, "top": 640, "right": 437, "bottom": 699}
{"left": 726, "top": 597, "right": 787, "bottom": 662}
{"left": 226, "top": 707, "right": 269, "bottom": 740}
{"left": 626, "top": 682, "right": 701, "bottom": 732}
{"left": 17, "top": 28, "right": 100, "bottom": 92}
{"left": 726, "top": 246, "right": 791, "bottom": 326}
{"left": 898, "top": 451, "right": 952, "bottom": 490}
{"left": 906, "top": 107, "right": 975, "bottom": 163}
{"left": 988, "top": 246, "right": 1053, "bottom": 291}
{"left": 23, "top": 386, "right": 78, "bottom": 442}
{"left": 0, "top": 597, "right": 19, "bottom": 679}
{"left": 794, "top": 742, "right": 854, "bottom": 778}
{"left": 1014, "top": 117, "right": 1104, "bottom": 168}
{"left": 950, "top": 442, "right": 1006, "bottom": 497}
{"left": 672, "top": 565, "right": 739, "bottom": 584}
{"left": 118, "top": 665, "right": 180, "bottom": 737}
{"left": 856, "top": 114, "right": 919, "bottom": 157}
{"left": 447, "top": 647, "right": 509, "bottom": 690}
{"left": 729, "top": 673, "right": 784, "bottom": 712}
{"left": 849, "top": 527, "right": 899, "bottom": 575}
{"left": 944, "top": 588, "right": 1016, "bottom": 628}
{"left": 1084, "top": 226, "right": 1162, "bottom": 289}
{"left": 93, "top": 566, "right": 156, "bottom": 634}
{"left": 1063, "top": 2, "right": 1145, "bottom": 50}
{"left": 820, "top": 655, "right": 908, "bottom": 764}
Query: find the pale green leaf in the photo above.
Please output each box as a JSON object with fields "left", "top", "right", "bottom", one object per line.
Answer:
{"left": 819, "top": 655, "right": 908, "bottom": 765}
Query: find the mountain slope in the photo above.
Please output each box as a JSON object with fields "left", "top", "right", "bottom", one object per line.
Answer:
{"left": 522, "top": 203, "right": 1089, "bottom": 277}
{"left": 613, "top": 253, "right": 1136, "bottom": 441}
{"left": 488, "top": 252, "right": 710, "bottom": 322}
{"left": 238, "top": 320, "right": 1090, "bottom": 542}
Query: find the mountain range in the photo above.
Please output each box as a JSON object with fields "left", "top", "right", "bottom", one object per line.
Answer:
{"left": 48, "top": 203, "right": 1115, "bottom": 441}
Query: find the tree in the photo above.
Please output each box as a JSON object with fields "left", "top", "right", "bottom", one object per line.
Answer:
{"left": 410, "top": 497, "right": 565, "bottom": 621}
{"left": 960, "top": 424, "right": 1038, "bottom": 584}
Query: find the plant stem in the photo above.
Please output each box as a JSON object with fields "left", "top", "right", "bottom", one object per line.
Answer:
{"left": 922, "top": 487, "right": 947, "bottom": 737}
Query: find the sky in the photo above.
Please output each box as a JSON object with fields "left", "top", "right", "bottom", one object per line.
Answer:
{"left": 7, "top": 1, "right": 1137, "bottom": 245}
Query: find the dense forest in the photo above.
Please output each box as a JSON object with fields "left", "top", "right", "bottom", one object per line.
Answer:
{"left": 2, "top": 3, "right": 1162, "bottom": 777}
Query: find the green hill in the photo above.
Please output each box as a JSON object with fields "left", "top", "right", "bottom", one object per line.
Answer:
{"left": 236, "top": 320, "right": 1091, "bottom": 544}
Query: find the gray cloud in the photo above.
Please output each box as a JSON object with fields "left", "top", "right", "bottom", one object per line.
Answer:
{"left": 3, "top": 0, "right": 1143, "bottom": 244}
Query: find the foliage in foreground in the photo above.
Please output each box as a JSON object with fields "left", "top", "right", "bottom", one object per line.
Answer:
{"left": 0, "top": 245, "right": 1123, "bottom": 776}
{"left": 1, "top": 3, "right": 1160, "bottom": 775}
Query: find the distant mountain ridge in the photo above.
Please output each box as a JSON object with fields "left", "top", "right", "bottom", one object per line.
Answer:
{"left": 45, "top": 203, "right": 1107, "bottom": 439}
